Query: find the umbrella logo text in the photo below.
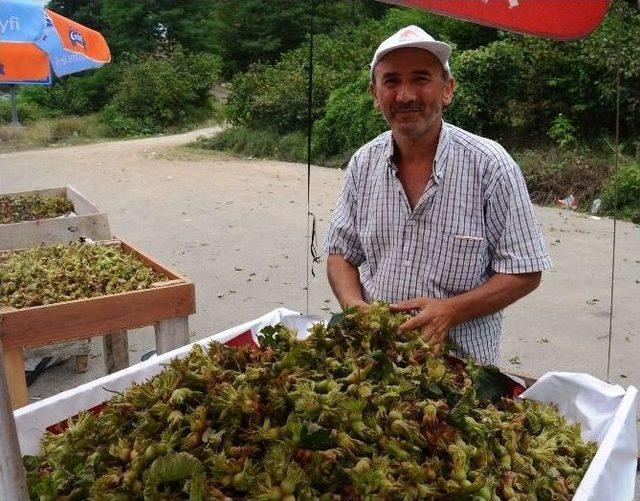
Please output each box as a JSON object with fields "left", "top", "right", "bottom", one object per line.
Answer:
{"left": 0, "top": 16, "right": 20, "bottom": 33}
{"left": 68, "top": 29, "right": 86, "bottom": 49}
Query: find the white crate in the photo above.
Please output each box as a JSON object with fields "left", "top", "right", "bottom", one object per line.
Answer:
{"left": 13, "top": 308, "right": 638, "bottom": 501}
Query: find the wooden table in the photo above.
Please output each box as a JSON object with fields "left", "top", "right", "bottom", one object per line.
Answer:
{"left": 0, "top": 239, "right": 196, "bottom": 409}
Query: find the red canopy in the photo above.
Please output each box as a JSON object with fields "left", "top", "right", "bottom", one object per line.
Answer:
{"left": 378, "top": 0, "right": 610, "bottom": 39}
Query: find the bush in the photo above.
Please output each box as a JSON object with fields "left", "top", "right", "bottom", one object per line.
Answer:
{"left": 226, "top": 30, "right": 372, "bottom": 134}
{"left": 0, "top": 96, "right": 50, "bottom": 124}
{"left": 102, "top": 49, "right": 220, "bottom": 136}
{"left": 277, "top": 131, "right": 308, "bottom": 163}
{"left": 20, "top": 65, "right": 120, "bottom": 116}
{"left": 314, "top": 71, "right": 386, "bottom": 159}
{"left": 224, "top": 12, "right": 464, "bottom": 134}
{"left": 446, "top": 40, "right": 538, "bottom": 139}
{"left": 101, "top": 104, "right": 162, "bottom": 136}
{"left": 515, "top": 147, "right": 611, "bottom": 209}
{"left": 601, "top": 163, "right": 640, "bottom": 222}
{"left": 194, "top": 126, "right": 309, "bottom": 163}
{"left": 224, "top": 6, "right": 500, "bottom": 140}
{"left": 548, "top": 114, "right": 578, "bottom": 148}
{"left": 196, "top": 127, "right": 278, "bottom": 157}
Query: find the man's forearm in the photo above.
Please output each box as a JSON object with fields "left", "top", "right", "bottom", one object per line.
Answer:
{"left": 327, "top": 254, "right": 366, "bottom": 308}
{"left": 448, "top": 272, "right": 542, "bottom": 326}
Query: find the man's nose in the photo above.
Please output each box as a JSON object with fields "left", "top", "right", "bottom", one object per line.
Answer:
{"left": 396, "top": 82, "right": 416, "bottom": 102}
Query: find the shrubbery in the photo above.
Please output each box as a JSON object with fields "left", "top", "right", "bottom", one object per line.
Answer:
{"left": 313, "top": 71, "right": 386, "bottom": 158}
{"left": 101, "top": 49, "right": 220, "bottom": 136}
{"left": 514, "top": 147, "right": 612, "bottom": 209}
{"left": 225, "top": 23, "right": 382, "bottom": 134}
{"left": 0, "top": 97, "right": 50, "bottom": 124}
{"left": 10, "top": 48, "right": 222, "bottom": 138}
{"left": 449, "top": 2, "right": 640, "bottom": 143}
{"left": 224, "top": 10, "right": 497, "bottom": 136}
{"left": 446, "top": 39, "right": 536, "bottom": 139}
{"left": 20, "top": 66, "right": 119, "bottom": 117}
{"left": 601, "top": 163, "right": 640, "bottom": 222}
{"left": 196, "top": 126, "right": 309, "bottom": 164}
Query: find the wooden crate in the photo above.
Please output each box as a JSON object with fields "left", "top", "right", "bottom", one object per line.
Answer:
{"left": 0, "top": 238, "right": 196, "bottom": 409}
{"left": 0, "top": 185, "right": 111, "bottom": 251}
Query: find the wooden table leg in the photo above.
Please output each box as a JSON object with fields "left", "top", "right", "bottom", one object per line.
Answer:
{"left": 0, "top": 342, "right": 29, "bottom": 499}
{"left": 2, "top": 347, "right": 28, "bottom": 410}
{"left": 103, "top": 329, "right": 129, "bottom": 374}
{"left": 154, "top": 316, "right": 190, "bottom": 355}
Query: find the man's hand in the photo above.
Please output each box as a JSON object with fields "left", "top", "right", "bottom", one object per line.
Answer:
{"left": 390, "top": 297, "right": 456, "bottom": 354}
{"left": 388, "top": 272, "right": 543, "bottom": 354}
{"left": 343, "top": 299, "right": 370, "bottom": 312}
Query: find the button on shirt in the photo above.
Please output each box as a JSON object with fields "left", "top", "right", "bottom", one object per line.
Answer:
{"left": 323, "top": 122, "right": 552, "bottom": 364}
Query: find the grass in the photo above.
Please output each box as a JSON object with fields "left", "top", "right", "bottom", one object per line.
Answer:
{"left": 188, "top": 125, "right": 351, "bottom": 167}
{"left": 0, "top": 115, "right": 109, "bottom": 151}
{"left": 0, "top": 114, "right": 222, "bottom": 153}
{"left": 190, "top": 126, "right": 310, "bottom": 164}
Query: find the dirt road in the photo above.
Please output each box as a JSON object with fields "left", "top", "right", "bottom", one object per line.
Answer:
{"left": 1, "top": 129, "right": 639, "bottom": 403}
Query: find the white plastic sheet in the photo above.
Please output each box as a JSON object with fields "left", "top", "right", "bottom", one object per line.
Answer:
{"left": 521, "top": 372, "right": 638, "bottom": 501}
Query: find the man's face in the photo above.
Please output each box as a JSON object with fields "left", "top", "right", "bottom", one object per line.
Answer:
{"left": 371, "top": 48, "right": 454, "bottom": 141}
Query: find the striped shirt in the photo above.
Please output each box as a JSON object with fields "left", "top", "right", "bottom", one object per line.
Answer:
{"left": 323, "top": 122, "right": 552, "bottom": 364}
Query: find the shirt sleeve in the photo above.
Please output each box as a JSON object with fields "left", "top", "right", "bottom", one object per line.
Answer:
{"left": 323, "top": 160, "right": 365, "bottom": 267}
{"left": 484, "top": 160, "right": 552, "bottom": 274}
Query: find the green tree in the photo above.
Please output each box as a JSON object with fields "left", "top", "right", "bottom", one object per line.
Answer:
{"left": 47, "top": 0, "right": 105, "bottom": 31}
{"left": 225, "top": 18, "right": 388, "bottom": 133}
{"left": 211, "top": 0, "right": 388, "bottom": 79}
{"left": 100, "top": 0, "right": 218, "bottom": 56}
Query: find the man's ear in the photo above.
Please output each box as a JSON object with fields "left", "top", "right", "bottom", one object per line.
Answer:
{"left": 442, "top": 77, "right": 455, "bottom": 108}
{"left": 370, "top": 82, "right": 380, "bottom": 109}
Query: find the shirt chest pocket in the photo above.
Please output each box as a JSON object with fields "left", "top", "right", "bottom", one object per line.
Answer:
{"left": 424, "top": 232, "right": 489, "bottom": 294}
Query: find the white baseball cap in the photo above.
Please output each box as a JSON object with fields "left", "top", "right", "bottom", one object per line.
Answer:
{"left": 370, "top": 25, "right": 452, "bottom": 78}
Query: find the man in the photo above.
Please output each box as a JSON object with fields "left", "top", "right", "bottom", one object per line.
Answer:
{"left": 323, "top": 26, "right": 551, "bottom": 364}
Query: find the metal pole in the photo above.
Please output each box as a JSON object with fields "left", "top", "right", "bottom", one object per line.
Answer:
{"left": 305, "top": 0, "right": 315, "bottom": 315}
{"left": 10, "top": 86, "right": 20, "bottom": 127}
{"left": 0, "top": 341, "right": 29, "bottom": 500}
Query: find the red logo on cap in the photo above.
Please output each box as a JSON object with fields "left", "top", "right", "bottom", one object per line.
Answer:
{"left": 398, "top": 28, "right": 420, "bottom": 41}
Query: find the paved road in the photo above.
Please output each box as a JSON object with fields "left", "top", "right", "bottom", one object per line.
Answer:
{"left": 1, "top": 131, "right": 639, "bottom": 497}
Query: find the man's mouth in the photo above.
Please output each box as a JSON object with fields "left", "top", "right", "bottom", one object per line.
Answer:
{"left": 392, "top": 103, "right": 424, "bottom": 113}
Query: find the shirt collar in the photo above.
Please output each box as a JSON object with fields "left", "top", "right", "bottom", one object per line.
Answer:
{"left": 384, "top": 121, "right": 452, "bottom": 181}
